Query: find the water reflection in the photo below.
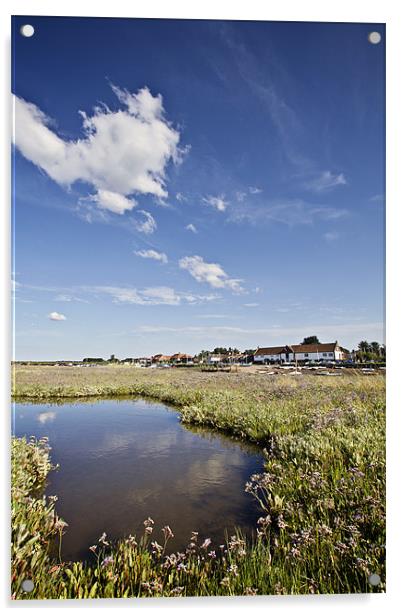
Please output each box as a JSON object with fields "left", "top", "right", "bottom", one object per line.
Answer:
{"left": 13, "top": 398, "right": 264, "bottom": 562}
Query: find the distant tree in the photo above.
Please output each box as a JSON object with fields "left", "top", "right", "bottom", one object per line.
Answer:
{"left": 358, "top": 341, "right": 370, "bottom": 353}
{"left": 243, "top": 349, "right": 256, "bottom": 355}
{"left": 301, "top": 336, "right": 320, "bottom": 345}
{"left": 83, "top": 357, "right": 105, "bottom": 363}
{"left": 370, "top": 342, "right": 380, "bottom": 356}
{"left": 213, "top": 347, "right": 228, "bottom": 355}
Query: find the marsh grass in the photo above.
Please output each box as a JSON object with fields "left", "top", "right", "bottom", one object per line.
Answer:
{"left": 11, "top": 366, "right": 385, "bottom": 598}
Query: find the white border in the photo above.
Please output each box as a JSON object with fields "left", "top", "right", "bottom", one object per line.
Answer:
{"left": 1, "top": 1, "right": 401, "bottom": 614}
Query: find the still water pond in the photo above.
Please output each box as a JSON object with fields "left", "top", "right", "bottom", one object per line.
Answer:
{"left": 13, "top": 398, "right": 264, "bottom": 562}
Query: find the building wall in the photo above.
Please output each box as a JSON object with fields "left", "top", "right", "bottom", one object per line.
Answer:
{"left": 255, "top": 350, "right": 343, "bottom": 363}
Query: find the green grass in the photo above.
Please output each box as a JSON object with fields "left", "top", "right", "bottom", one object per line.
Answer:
{"left": 11, "top": 366, "right": 385, "bottom": 598}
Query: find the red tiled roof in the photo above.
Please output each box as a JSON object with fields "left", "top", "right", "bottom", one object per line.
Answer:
{"left": 255, "top": 346, "right": 287, "bottom": 355}
{"left": 255, "top": 342, "right": 339, "bottom": 355}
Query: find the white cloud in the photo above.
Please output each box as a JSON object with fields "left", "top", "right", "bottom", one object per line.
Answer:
{"left": 202, "top": 195, "right": 228, "bottom": 212}
{"left": 244, "top": 303, "right": 259, "bottom": 307}
{"left": 89, "top": 190, "right": 137, "bottom": 215}
{"left": 13, "top": 85, "right": 184, "bottom": 215}
{"left": 305, "top": 171, "right": 347, "bottom": 193}
{"left": 179, "top": 255, "right": 244, "bottom": 293}
{"left": 135, "top": 249, "right": 168, "bottom": 263}
{"left": 185, "top": 223, "right": 197, "bottom": 233}
{"left": 133, "top": 210, "right": 157, "bottom": 234}
{"left": 249, "top": 186, "right": 262, "bottom": 194}
{"left": 323, "top": 231, "right": 340, "bottom": 242}
{"left": 48, "top": 311, "right": 66, "bottom": 321}
{"left": 176, "top": 192, "right": 187, "bottom": 202}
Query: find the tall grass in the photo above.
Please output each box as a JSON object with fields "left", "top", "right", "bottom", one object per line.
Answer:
{"left": 11, "top": 366, "right": 385, "bottom": 598}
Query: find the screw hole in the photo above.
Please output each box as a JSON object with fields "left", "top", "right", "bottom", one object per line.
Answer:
{"left": 368, "top": 31, "right": 381, "bottom": 45}
{"left": 21, "top": 579, "right": 34, "bottom": 592}
{"left": 20, "top": 24, "right": 35, "bottom": 38}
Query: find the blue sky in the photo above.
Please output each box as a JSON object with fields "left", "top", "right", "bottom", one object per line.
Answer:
{"left": 12, "top": 17, "right": 385, "bottom": 360}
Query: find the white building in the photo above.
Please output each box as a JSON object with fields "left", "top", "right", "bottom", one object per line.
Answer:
{"left": 254, "top": 341, "right": 348, "bottom": 364}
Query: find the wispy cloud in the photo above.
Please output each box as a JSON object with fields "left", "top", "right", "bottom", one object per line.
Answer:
{"left": 323, "top": 231, "right": 340, "bottom": 242}
{"left": 179, "top": 255, "right": 244, "bottom": 293}
{"left": 304, "top": 171, "right": 347, "bottom": 193}
{"left": 202, "top": 195, "right": 228, "bottom": 212}
{"left": 17, "top": 281, "right": 219, "bottom": 307}
{"left": 48, "top": 311, "right": 66, "bottom": 321}
{"left": 185, "top": 223, "right": 198, "bottom": 233}
{"left": 54, "top": 294, "right": 89, "bottom": 303}
{"left": 249, "top": 186, "right": 262, "bottom": 194}
{"left": 132, "top": 321, "right": 384, "bottom": 344}
{"left": 13, "top": 84, "right": 185, "bottom": 216}
{"left": 134, "top": 249, "right": 168, "bottom": 263}
{"left": 370, "top": 194, "right": 385, "bottom": 203}
{"left": 230, "top": 199, "right": 348, "bottom": 227}
{"left": 133, "top": 210, "right": 157, "bottom": 234}
{"left": 85, "top": 285, "right": 217, "bottom": 306}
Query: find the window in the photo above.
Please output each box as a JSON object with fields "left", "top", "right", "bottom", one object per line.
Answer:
{"left": 328, "top": 352, "right": 333, "bottom": 357}
{"left": 323, "top": 353, "right": 327, "bottom": 357}
{"left": 304, "top": 353, "right": 308, "bottom": 358}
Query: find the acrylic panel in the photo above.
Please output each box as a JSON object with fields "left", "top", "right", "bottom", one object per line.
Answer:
{"left": 11, "top": 16, "right": 385, "bottom": 600}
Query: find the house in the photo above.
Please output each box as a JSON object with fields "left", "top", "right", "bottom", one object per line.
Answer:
{"left": 254, "top": 341, "right": 348, "bottom": 364}
{"left": 133, "top": 357, "right": 152, "bottom": 367}
{"left": 170, "top": 353, "right": 194, "bottom": 365}
{"left": 152, "top": 354, "right": 172, "bottom": 364}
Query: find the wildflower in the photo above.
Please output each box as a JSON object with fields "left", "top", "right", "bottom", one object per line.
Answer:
{"left": 277, "top": 514, "right": 286, "bottom": 529}
{"left": 101, "top": 555, "right": 113, "bottom": 568}
{"left": 171, "top": 586, "right": 184, "bottom": 597}
{"left": 190, "top": 531, "right": 199, "bottom": 542}
{"left": 220, "top": 577, "right": 230, "bottom": 587}
{"left": 144, "top": 526, "right": 153, "bottom": 535}
{"left": 257, "top": 515, "right": 271, "bottom": 528}
{"left": 98, "top": 532, "right": 109, "bottom": 546}
{"left": 151, "top": 541, "right": 163, "bottom": 554}
{"left": 287, "top": 546, "right": 301, "bottom": 559}
{"left": 127, "top": 535, "right": 138, "bottom": 547}
{"left": 143, "top": 517, "right": 155, "bottom": 527}
{"left": 89, "top": 545, "right": 97, "bottom": 553}
{"left": 244, "top": 587, "right": 258, "bottom": 595}
{"left": 162, "top": 525, "right": 174, "bottom": 540}
{"left": 177, "top": 562, "right": 187, "bottom": 572}
{"left": 54, "top": 518, "right": 68, "bottom": 531}
{"left": 228, "top": 564, "right": 239, "bottom": 577}
{"left": 201, "top": 538, "right": 212, "bottom": 549}
{"left": 208, "top": 550, "right": 217, "bottom": 559}
{"left": 334, "top": 542, "right": 349, "bottom": 554}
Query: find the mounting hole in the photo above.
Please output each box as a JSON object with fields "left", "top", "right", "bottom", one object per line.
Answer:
{"left": 368, "top": 573, "right": 381, "bottom": 586}
{"left": 21, "top": 579, "right": 34, "bottom": 592}
{"left": 20, "top": 24, "right": 35, "bottom": 38}
{"left": 368, "top": 31, "right": 381, "bottom": 45}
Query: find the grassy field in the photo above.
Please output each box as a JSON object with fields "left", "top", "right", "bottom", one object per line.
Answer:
{"left": 11, "top": 365, "right": 385, "bottom": 598}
